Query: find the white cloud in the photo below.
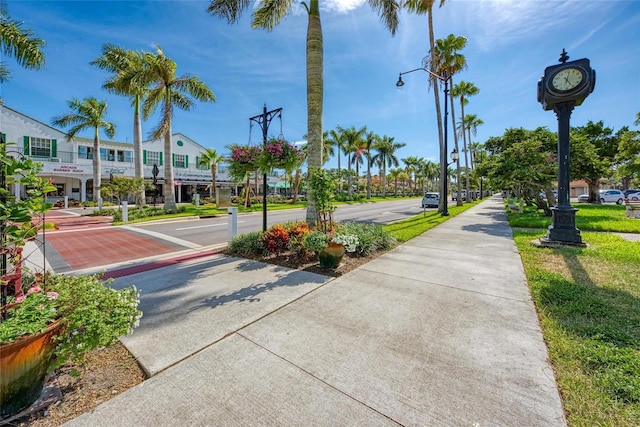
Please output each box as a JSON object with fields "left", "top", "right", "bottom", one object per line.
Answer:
{"left": 323, "top": 0, "right": 368, "bottom": 14}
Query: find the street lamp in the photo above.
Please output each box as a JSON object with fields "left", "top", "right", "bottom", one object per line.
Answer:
{"left": 249, "top": 104, "right": 283, "bottom": 232}
{"left": 396, "top": 67, "right": 451, "bottom": 216}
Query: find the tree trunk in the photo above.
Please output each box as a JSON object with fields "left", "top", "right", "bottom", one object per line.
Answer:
{"left": 163, "top": 126, "right": 177, "bottom": 212}
{"left": 428, "top": 8, "right": 445, "bottom": 212}
{"left": 133, "top": 97, "right": 145, "bottom": 206}
{"left": 305, "top": 5, "right": 323, "bottom": 226}
{"left": 93, "top": 132, "right": 101, "bottom": 207}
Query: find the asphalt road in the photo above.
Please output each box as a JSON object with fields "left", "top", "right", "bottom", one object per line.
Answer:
{"left": 125, "top": 197, "right": 428, "bottom": 248}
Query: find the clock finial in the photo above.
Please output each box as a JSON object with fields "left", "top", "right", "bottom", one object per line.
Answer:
{"left": 559, "top": 49, "right": 569, "bottom": 64}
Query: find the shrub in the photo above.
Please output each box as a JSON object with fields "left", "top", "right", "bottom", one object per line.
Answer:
{"left": 226, "top": 231, "right": 265, "bottom": 256}
{"left": 336, "top": 222, "right": 397, "bottom": 256}
{"left": 303, "top": 230, "right": 328, "bottom": 253}
{"left": 283, "top": 221, "right": 311, "bottom": 255}
{"left": 260, "top": 224, "right": 290, "bottom": 255}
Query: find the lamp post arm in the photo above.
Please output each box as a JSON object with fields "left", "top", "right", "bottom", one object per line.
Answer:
{"left": 399, "top": 67, "right": 446, "bottom": 82}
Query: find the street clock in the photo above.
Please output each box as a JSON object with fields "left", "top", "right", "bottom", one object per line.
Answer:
{"left": 537, "top": 49, "right": 595, "bottom": 111}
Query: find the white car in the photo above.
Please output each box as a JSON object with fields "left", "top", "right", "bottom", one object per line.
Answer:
{"left": 626, "top": 191, "right": 640, "bottom": 201}
{"left": 421, "top": 192, "right": 440, "bottom": 208}
{"left": 578, "top": 189, "right": 624, "bottom": 204}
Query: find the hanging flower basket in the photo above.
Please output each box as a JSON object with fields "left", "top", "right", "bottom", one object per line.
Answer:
{"left": 259, "top": 139, "right": 302, "bottom": 172}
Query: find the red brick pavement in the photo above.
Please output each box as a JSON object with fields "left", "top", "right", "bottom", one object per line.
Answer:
{"left": 44, "top": 210, "right": 179, "bottom": 270}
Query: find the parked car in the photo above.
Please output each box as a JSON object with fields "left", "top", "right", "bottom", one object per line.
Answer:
{"left": 452, "top": 190, "right": 466, "bottom": 201}
{"left": 421, "top": 192, "right": 440, "bottom": 208}
{"left": 577, "top": 189, "right": 625, "bottom": 204}
{"left": 623, "top": 189, "right": 640, "bottom": 198}
{"left": 626, "top": 191, "right": 640, "bottom": 201}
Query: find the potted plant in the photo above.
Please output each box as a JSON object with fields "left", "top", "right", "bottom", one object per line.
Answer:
{"left": 0, "top": 146, "right": 142, "bottom": 418}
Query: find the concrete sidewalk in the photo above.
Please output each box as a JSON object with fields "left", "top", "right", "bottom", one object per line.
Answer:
{"left": 65, "top": 196, "right": 566, "bottom": 426}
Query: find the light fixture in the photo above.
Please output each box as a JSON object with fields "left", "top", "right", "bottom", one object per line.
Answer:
{"left": 396, "top": 74, "right": 405, "bottom": 87}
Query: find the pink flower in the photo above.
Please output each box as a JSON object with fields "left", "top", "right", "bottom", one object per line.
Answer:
{"left": 27, "top": 285, "right": 42, "bottom": 294}
{"left": 47, "top": 292, "right": 59, "bottom": 300}
{"left": 38, "top": 305, "right": 45, "bottom": 310}
{"left": 15, "top": 295, "right": 26, "bottom": 304}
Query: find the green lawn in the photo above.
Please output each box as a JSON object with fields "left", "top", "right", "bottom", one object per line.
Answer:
{"left": 509, "top": 204, "right": 640, "bottom": 426}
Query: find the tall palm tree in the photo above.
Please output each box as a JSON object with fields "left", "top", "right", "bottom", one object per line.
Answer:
{"left": 402, "top": 155, "right": 420, "bottom": 195}
{"left": 140, "top": 46, "right": 216, "bottom": 212}
{"left": 452, "top": 80, "right": 479, "bottom": 201}
{"left": 52, "top": 98, "right": 116, "bottom": 208}
{"left": 404, "top": 0, "right": 448, "bottom": 210}
{"left": 338, "top": 125, "right": 367, "bottom": 198}
{"left": 197, "top": 147, "right": 224, "bottom": 200}
{"left": 389, "top": 168, "right": 402, "bottom": 196}
{"left": 91, "top": 44, "right": 149, "bottom": 206}
{"left": 463, "top": 114, "right": 484, "bottom": 168}
{"left": 363, "top": 131, "right": 378, "bottom": 199}
{"left": 207, "top": 0, "right": 401, "bottom": 224}
{"left": 324, "top": 128, "right": 346, "bottom": 191}
{"left": 372, "top": 135, "right": 405, "bottom": 198}
{"left": 0, "top": 3, "right": 45, "bottom": 82}
{"left": 432, "top": 33, "right": 467, "bottom": 205}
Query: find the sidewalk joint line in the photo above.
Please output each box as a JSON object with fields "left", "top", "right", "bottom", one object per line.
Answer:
{"left": 236, "top": 332, "right": 405, "bottom": 426}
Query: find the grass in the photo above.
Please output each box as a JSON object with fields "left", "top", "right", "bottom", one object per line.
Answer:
{"left": 509, "top": 203, "right": 640, "bottom": 426}
{"left": 508, "top": 203, "right": 640, "bottom": 233}
{"left": 384, "top": 200, "right": 480, "bottom": 241}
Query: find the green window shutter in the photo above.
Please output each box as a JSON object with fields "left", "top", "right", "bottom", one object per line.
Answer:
{"left": 172, "top": 153, "right": 175, "bottom": 166}
{"left": 195, "top": 156, "right": 200, "bottom": 169}
{"left": 51, "top": 139, "right": 57, "bottom": 157}
{"left": 143, "top": 150, "right": 147, "bottom": 165}
{"left": 23, "top": 136, "right": 30, "bottom": 155}
{"left": 159, "top": 152, "right": 163, "bottom": 166}
{"left": 185, "top": 155, "right": 188, "bottom": 169}
{"left": 1, "top": 133, "right": 5, "bottom": 144}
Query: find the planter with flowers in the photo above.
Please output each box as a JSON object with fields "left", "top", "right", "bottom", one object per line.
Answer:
{"left": 1, "top": 147, "right": 142, "bottom": 419}
{"left": 258, "top": 138, "right": 302, "bottom": 172}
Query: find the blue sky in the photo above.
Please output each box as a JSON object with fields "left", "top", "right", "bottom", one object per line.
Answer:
{"left": 2, "top": 0, "right": 639, "bottom": 170}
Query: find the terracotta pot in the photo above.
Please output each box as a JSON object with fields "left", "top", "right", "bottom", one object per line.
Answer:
{"left": 0, "top": 320, "right": 63, "bottom": 417}
{"left": 318, "top": 242, "right": 346, "bottom": 269}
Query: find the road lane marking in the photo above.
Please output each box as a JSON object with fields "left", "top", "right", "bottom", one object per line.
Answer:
{"left": 119, "top": 226, "right": 202, "bottom": 249}
{"left": 176, "top": 221, "right": 245, "bottom": 231}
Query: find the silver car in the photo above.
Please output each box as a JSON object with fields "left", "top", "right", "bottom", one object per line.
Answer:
{"left": 578, "top": 189, "right": 625, "bottom": 204}
{"left": 421, "top": 192, "right": 440, "bottom": 208}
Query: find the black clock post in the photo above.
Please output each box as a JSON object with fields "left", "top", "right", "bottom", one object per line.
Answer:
{"left": 537, "top": 49, "right": 595, "bottom": 247}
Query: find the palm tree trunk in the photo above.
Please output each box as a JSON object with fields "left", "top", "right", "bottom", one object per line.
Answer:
{"left": 93, "top": 131, "right": 102, "bottom": 208}
{"left": 428, "top": 8, "right": 445, "bottom": 212}
{"left": 449, "top": 78, "right": 462, "bottom": 206}
{"left": 366, "top": 159, "right": 371, "bottom": 199}
{"left": 305, "top": 2, "right": 323, "bottom": 226}
{"left": 133, "top": 96, "right": 145, "bottom": 206}
{"left": 460, "top": 98, "right": 471, "bottom": 201}
{"left": 163, "top": 126, "right": 177, "bottom": 212}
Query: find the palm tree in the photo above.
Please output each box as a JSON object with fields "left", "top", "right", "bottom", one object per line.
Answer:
{"left": 324, "top": 128, "right": 346, "bottom": 191}
{"left": 432, "top": 33, "right": 467, "bottom": 205}
{"left": 463, "top": 114, "right": 484, "bottom": 168}
{"left": 197, "top": 148, "right": 224, "bottom": 201}
{"left": 372, "top": 135, "right": 405, "bottom": 198}
{"left": 207, "top": 0, "right": 401, "bottom": 224}
{"left": 404, "top": 0, "right": 448, "bottom": 210}
{"left": 363, "top": 131, "right": 378, "bottom": 199}
{"left": 402, "top": 156, "right": 420, "bottom": 195}
{"left": 91, "top": 44, "right": 149, "bottom": 206}
{"left": 52, "top": 98, "right": 116, "bottom": 208}
{"left": 452, "top": 80, "right": 479, "bottom": 201}
{"left": 0, "top": 3, "right": 45, "bottom": 82}
{"left": 389, "top": 168, "right": 402, "bottom": 196}
{"left": 140, "top": 46, "right": 216, "bottom": 212}
{"left": 339, "top": 125, "right": 367, "bottom": 198}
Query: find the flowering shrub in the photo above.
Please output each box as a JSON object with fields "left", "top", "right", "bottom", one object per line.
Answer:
{"left": 1, "top": 274, "right": 142, "bottom": 367}
{"left": 331, "top": 233, "right": 359, "bottom": 253}
{"left": 259, "top": 138, "right": 302, "bottom": 172}
{"left": 260, "top": 224, "right": 290, "bottom": 255}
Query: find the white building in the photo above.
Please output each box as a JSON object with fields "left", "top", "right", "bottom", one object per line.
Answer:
{"left": 1, "top": 104, "right": 280, "bottom": 204}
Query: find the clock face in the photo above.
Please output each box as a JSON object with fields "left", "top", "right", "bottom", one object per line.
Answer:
{"left": 549, "top": 67, "right": 585, "bottom": 93}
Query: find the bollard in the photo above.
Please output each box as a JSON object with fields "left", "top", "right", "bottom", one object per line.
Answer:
{"left": 227, "top": 207, "right": 238, "bottom": 240}
{"left": 122, "top": 201, "right": 128, "bottom": 223}
{"left": 64, "top": 195, "right": 69, "bottom": 209}
{"left": 194, "top": 193, "right": 200, "bottom": 207}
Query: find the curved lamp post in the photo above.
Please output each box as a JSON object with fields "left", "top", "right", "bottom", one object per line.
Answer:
{"left": 396, "top": 68, "right": 451, "bottom": 215}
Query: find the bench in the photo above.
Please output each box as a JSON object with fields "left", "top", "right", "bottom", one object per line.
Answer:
{"left": 625, "top": 200, "right": 640, "bottom": 219}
